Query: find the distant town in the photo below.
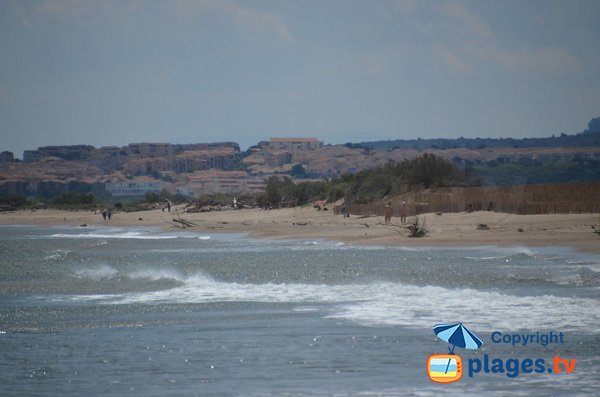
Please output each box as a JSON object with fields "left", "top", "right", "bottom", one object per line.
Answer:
{"left": 1, "top": 119, "right": 600, "bottom": 200}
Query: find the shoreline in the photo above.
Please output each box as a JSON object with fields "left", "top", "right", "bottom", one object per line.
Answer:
{"left": 1, "top": 206, "right": 598, "bottom": 254}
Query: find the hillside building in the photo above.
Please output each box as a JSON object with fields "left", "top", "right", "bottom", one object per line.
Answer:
{"left": 105, "top": 180, "right": 168, "bottom": 196}
{"left": 266, "top": 138, "right": 323, "bottom": 151}
{"left": 176, "top": 171, "right": 266, "bottom": 196}
{"left": 0, "top": 151, "right": 15, "bottom": 162}
{"left": 23, "top": 145, "right": 95, "bottom": 162}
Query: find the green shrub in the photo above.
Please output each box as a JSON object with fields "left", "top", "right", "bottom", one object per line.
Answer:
{"left": 52, "top": 192, "right": 95, "bottom": 205}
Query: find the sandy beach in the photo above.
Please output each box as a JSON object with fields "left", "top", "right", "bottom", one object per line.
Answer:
{"left": 1, "top": 206, "right": 598, "bottom": 253}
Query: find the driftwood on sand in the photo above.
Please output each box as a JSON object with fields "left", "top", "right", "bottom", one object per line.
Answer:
{"left": 164, "top": 210, "right": 199, "bottom": 228}
{"left": 172, "top": 218, "right": 198, "bottom": 228}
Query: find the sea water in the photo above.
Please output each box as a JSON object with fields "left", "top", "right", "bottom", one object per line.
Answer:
{"left": 1, "top": 225, "right": 599, "bottom": 396}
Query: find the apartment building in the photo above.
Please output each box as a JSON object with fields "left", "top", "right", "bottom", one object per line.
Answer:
{"left": 177, "top": 171, "right": 266, "bottom": 196}
{"left": 105, "top": 180, "right": 168, "bottom": 196}
{"left": 267, "top": 138, "right": 323, "bottom": 151}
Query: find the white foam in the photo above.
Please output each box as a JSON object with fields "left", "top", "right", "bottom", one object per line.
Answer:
{"left": 74, "top": 265, "right": 118, "bottom": 281}
{"left": 127, "top": 268, "right": 185, "bottom": 282}
{"left": 476, "top": 245, "right": 535, "bottom": 257}
{"left": 504, "top": 246, "right": 535, "bottom": 256}
{"left": 586, "top": 263, "right": 600, "bottom": 273}
{"left": 328, "top": 284, "right": 600, "bottom": 331}
{"left": 396, "top": 246, "right": 431, "bottom": 252}
{"left": 567, "top": 260, "right": 600, "bottom": 274}
{"left": 44, "top": 249, "right": 71, "bottom": 260}
{"left": 57, "top": 272, "right": 600, "bottom": 331}
{"left": 50, "top": 232, "right": 179, "bottom": 240}
{"left": 72, "top": 265, "right": 189, "bottom": 283}
{"left": 465, "top": 247, "right": 538, "bottom": 261}
{"left": 465, "top": 255, "right": 507, "bottom": 261}
{"left": 149, "top": 241, "right": 385, "bottom": 254}
{"left": 567, "top": 259, "right": 592, "bottom": 265}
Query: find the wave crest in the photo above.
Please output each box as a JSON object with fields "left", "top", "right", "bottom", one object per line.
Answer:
{"left": 74, "top": 265, "right": 118, "bottom": 281}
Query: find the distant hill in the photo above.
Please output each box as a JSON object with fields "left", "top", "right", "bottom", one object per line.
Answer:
{"left": 352, "top": 117, "right": 600, "bottom": 151}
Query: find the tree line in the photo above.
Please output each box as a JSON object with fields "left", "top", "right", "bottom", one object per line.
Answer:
{"left": 258, "top": 153, "right": 464, "bottom": 207}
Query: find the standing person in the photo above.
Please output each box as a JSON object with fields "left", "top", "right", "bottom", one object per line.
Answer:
{"left": 384, "top": 202, "right": 392, "bottom": 225}
{"left": 102, "top": 209, "right": 107, "bottom": 221}
{"left": 167, "top": 200, "right": 171, "bottom": 212}
{"left": 107, "top": 209, "right": 112, "bottom": 221}
{"left": 399, "top": 201, "right": 407, "bottom": 226}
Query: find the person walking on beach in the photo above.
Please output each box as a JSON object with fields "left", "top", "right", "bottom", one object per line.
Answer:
{"left": 384, "top": 202, "right": 392, "bottom": 225}
{"left": 166, "top": 200, "right": 171, "bottom": 212}
{"left": 399, "top": 201, "right": 407, "bottom": 226}
{"left": 340, "top": 205, "right": 349, "bottom": 218}
{"left": 107, "top": 209, "right": 112, "bottom": 221}
{"left": 101, "top": 209, "right": 107, "bottom": 221}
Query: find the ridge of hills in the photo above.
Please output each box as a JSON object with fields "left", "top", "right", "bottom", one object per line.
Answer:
{"left": 1, "top": 117, "right": 599, "bottom": 199}
{"left": 352, "top": 117, "right": 600, "bottom": 151}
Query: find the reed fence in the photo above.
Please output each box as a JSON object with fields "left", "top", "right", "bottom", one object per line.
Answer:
{"left": 336, "top": 182, "right": 600, "bottom": 217}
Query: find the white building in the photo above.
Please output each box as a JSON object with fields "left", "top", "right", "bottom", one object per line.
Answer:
{"left": 105, "top": 181, "right": 167, "bottom": 196}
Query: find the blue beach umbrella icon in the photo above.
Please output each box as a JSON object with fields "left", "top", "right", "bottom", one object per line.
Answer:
{"left": 433, "top": 323, "right": 483, "bottom": 375}
{"left": 433, "top": 323, "right": 483, "bottom": 354}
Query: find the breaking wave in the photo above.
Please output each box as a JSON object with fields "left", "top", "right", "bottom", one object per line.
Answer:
{"left": 56, "top": 270, "right": 600, "bottom": 331}
{"left": 74, "top": 265, "right": 119, "bottom": 280}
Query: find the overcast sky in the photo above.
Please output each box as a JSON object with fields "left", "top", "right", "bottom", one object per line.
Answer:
{"left": 1, "top": 0, "right": 599, "bottom": 157}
